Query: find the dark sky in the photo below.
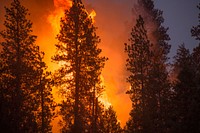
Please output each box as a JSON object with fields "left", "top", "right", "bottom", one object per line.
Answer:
{"left": 154, "top": 0, "right": 199, "bottom": 59}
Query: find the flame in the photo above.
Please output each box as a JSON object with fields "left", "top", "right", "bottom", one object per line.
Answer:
{"left": 48, "top": 0, "right": 72, "bottom": 35}
{"left": 89, "top": 9, "right": 96, "bottom": 23}
{"left": 99, "top": 93, "right": 112, "bottom": 108}
{"left": 48, "top": 1, "right": 97, "bottom": 34}
{"left": 99, "top": 75, "right": 112, "bottom": 108}
{"left": 48, "top": 0, "right": 111, "bottom": 109}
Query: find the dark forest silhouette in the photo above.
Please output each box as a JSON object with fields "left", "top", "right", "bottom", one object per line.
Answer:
{"left": 0, "top": 0, "right": 199, "bottom": 133}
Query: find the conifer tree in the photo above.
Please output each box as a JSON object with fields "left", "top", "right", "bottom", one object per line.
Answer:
{"left": 191, "top": 2, "right": 200, "bottom": 41}
{"left": 191, "top": 45, "right": 200, "bottom": 133}
{"left": 37, "top": 70, "right": 56, "bottom": 133}
{"left": 125, "top": 15, "right": 152, "bottom": 133}
{"left": 139, "top": 0, "right": 172, "bottom": 132}
{"left": 191, "top": 2, "right": 200, "bottom": 86}
{"left": 191, "top": 3, "right": 200, "bottom": 113}
{"left": 0, "top": 0, "right": 54, "bottom": 132}
{"left": 125, "top": 0, "right": 171, "bottom": 132}
{"left": 52, "top": 0, "right": 107, "bottom": 132}
{"left": 101, "top": 106, "right": 122, "bottom": 133}
{"left": 91, "top": 103, "right": 122, "bottom": 133}
{"left": 172, "top": 44, "right": 200, "bottom": 133}
{"left": 171, "top": 3, "right": 200, "bottom": 132}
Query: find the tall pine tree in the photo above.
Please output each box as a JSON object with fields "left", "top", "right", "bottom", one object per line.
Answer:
{"left": 52, "top": 0, "right": 107, "bottom": 132}
{"left": 172, "top": 44, "right": 200, "bottom": 133}
{"left": 191, "top": 5, "right": 200, "bottom": 125}
{"left": 191, "top": 2, "right": 200, "bottom": 42}
{"left": 125, "top": 15, "right": 153, "bottom": 133}
{"left": 89, "top": 102, "right": 122, "bottom": 133}
{"left": 139, "top": 0, "right": 172, "bottom": 132}
{"left": 171, "top": 3, "right": 200, "bottom": 132}
{"left": 125, "top": 0, "right": 172, "bottom": 132}
{"left": 0, "top": 0, "right": 55, "bottom": 132}
{"left": 101, "top": 106, "right": 122, "bottom": 133}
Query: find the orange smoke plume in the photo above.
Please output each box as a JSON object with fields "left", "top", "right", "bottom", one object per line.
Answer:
{"left": 53, "top": 0, "right": 72, "bottom": 8}
{"left": 48, "top": 0, "right": 72, "bottom": 34}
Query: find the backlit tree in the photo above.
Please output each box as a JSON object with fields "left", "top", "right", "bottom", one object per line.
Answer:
{"left": 101, "top": 106, "right": 122, "bottom": 133}
{"left": 139, "top": 0, "right": 172, "bottom": 132}
{"left": 125, "top": 15, "right": 153, "bottom": 133}
{"left": 52, "top": 0, "right": 107, "bottom": 132}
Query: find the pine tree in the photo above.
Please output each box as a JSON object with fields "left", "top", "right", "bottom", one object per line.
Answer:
{"left": 191, "top": 45, "right": 200, "bottom": 133}
{"left": 91, "top": 103, "right": 122, "bottom": 133}
{"left": 191, "top": 2, "right": 200, "bottom": 41}
{"left": 125, "top": 15, "right": 152, "bottom": 133}
{"left": 0, "top": 0, "right": 54, "bottom": 132}
{"left": 171, "top": 3, "right": 200, "bottom": 132}
{"left": 125, "top": 0, "right": 171, "bottom": 132}
{"left": 172, "top": 44, "right": 200, "bottom": 133}
{"left": 139, "top": 0, "right": 172, "bottom": 132}
{"left": 52, "top": 0, "right": 107, "bottom": 132}
{"left": 138, "top": 0, "right": 171, "bottom": 57}
{"left": 101, "top": 106, "right": 122, "bottom": 133}
{"left": 172, "top": 45, "right": 192, "bottom": 133}
{"left": 37, "top": 70, "right": 56, "bottom": 133}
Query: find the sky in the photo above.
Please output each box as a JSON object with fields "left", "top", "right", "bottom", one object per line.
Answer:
{"left": 154, "top": 0, "right": 199, "bottom": 58}
{"left": 0, "top": 0, "right": 199, "bottom": 131}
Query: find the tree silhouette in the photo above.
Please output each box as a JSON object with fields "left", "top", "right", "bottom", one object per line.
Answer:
{"left": 139, "top": 0, "right": 172, "bottom": 132}
{"left": 171, "top": 3, "right": 200, "bottom": 132}
{"left": 101, "top": 106, "right": 122, "bottom": 133}
{"left": 171, "top": 3, "right": 200, "bottom": 133}
{"left": 37, "top": 70, "right": 56, "bottom": 133}
{"left": 89, "top": 103, "right": 122, "bottom": 133}
{"left": 172, "top": 44, "right": 200, "bottom": 133}
{"left": 191, "top": 44, "right": 200, "bottom": 133}
{"left": 125, "top": 0, "right": 172, "bottom": 132}
{"left": 191, "top": 2, "right": 200, "bottom": 41}
{"left": 0, "top": 0, "right": 54, "bottom": 132}
{"left": 52, "top": 0, "right": 107, "bottom": 132}
{"left": 125, "top": 15, "right": 152, "bottom": 133}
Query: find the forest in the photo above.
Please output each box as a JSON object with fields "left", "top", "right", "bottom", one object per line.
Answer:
{"left": 0, "top": 0, "right": 199, "bottom": 133}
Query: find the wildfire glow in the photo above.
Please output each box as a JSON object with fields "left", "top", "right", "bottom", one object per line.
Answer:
{"left": 99, "top": 76, "right": 112, "bottom": 108}
{"left": 48, "top": 0, "right": 72, "bottom": 34}
{"left": 48, "top": 9, "right": 64, "bottom": 34}
{"left": 53, "top": 0, "right": 72, "bottom": 8}
{"left": 48, "top": 1, "right": 97, "bottom": 34}
{"left": 47, "top": 1, "right": 114, "bottom": 132}
{"left": 48, "top": 0, "right": 111, "bottom": 108}
{"left": 89, "top": 9, "right": 97, "bottom": 23}
{"left": 99, "top": 93, "right": 112, "bottom": 108}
